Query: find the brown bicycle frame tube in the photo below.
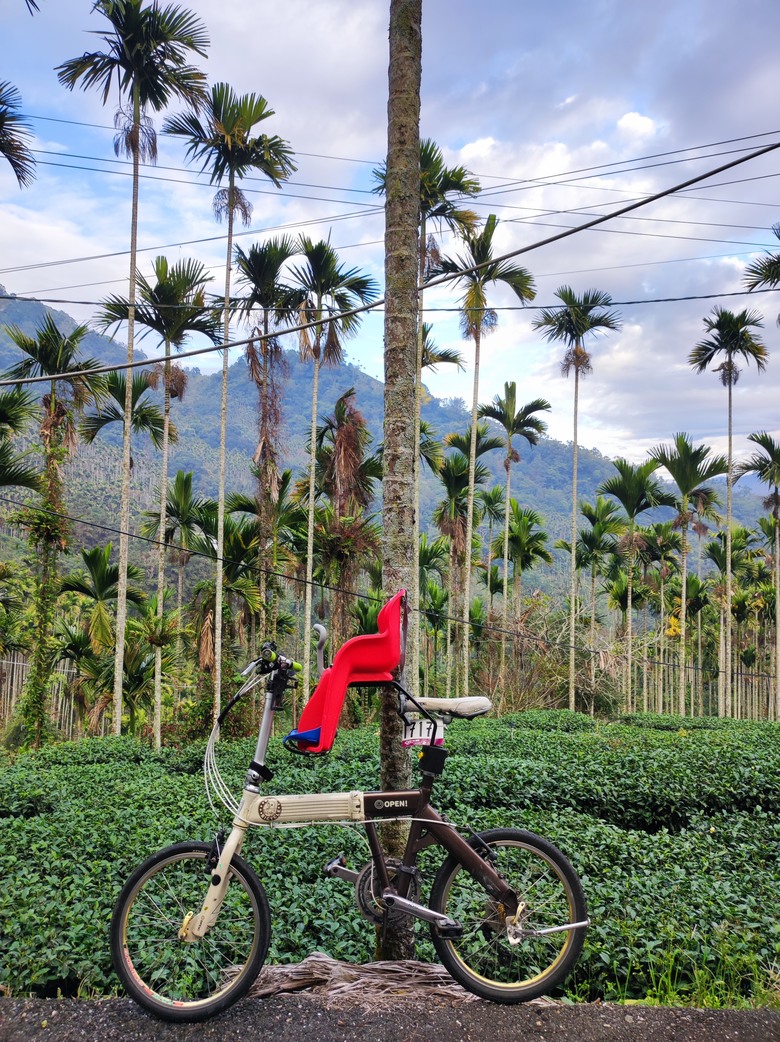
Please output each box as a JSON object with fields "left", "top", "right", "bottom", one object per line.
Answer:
{"left": 361, "top": 789, "right": 518, "bottom": 914}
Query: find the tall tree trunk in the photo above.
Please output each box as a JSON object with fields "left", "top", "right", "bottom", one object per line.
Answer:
{"left": 461, "top": 325, "right": 482, "bottom": 697}
{"left": 589, "top": 564, "right": 597, "bottom": 695}
{"left": 302, "top": 350, "right": 322, "bottom": 701}
{"left": 678, "top": 516, "right": 688, "bottom": 716}
{"left": 257, "top": 315, "right": 271, "bottom": 640}
{"left": 658, "top": 576, "right": 666, "bottom": 713}
{"left": 214, "top": 181, "right": 236, "bottom": 724}
{"left": 642, "top": 600, "right": 649, "bottom": 712}
{"left": 774, "top": 504, "right": 780, "bottom": 720}
{"left": 626, "top": 522, "right": 634, "bottom": 712}
{"left": 568, "top": 365, "right": 580, "bottom": 711}
{"left": 113, "top": 88, "right": 141, "bottom": 735}
{"left": 409, "top": 216, "right": 427, "bottom": 701}
{"left": 718, "top": 604, "right": 725, "bottom": 716}
{"left": 380, "top": 0, "right": 421, "bottom": 961}
{"left": 153, "top": 345, "right": 172, "bottom": 749}
{"left": 725, "top": 381, "right": 733, "bottom": 716}
{"left": 500, "top": 446, "right": 512, "bottom": 694}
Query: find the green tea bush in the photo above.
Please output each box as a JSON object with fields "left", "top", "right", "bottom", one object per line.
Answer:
{"left": 1, "top": 714, "right": 778, "bottom": 1005}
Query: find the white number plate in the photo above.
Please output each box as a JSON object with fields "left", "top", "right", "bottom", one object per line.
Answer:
{"left": 402, "top": 716, "right": 446, "bottom": 747}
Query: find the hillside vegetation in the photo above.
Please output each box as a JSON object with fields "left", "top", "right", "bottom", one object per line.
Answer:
{"left": 0, "top": 286, "right": 761, "bottom": 545}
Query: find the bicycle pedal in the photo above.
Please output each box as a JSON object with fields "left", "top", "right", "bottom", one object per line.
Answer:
{"left": 323, "top": 855, "right": 359, "bottom": 883}
{"left": 323, "top": 854, "right": 347, "bottom": 875}
{"left": 435, "top": 923, "right": 463, "bottom": 939}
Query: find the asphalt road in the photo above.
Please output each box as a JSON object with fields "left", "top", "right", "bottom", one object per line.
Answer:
{"left": 2, "top": 995, "right": 780, "bottom": 1042}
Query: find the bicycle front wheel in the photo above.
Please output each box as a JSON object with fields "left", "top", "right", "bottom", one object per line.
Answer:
{"left": 429, "top": 828, "right": 586, "bottom": 1003}
{"left": 111, "top": 841, "right": 271, "bottom": 1022}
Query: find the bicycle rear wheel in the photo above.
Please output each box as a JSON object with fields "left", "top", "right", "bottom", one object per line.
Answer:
{"left": 111, "top": 841, "right": 270, "bottom": 1022}
{"left": 429, "top": 828, "right": 586, "bottom": 1003}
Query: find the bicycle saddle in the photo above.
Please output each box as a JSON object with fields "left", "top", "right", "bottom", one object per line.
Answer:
{"left": 413, "top": 695, "right": 492, "bottom": 719}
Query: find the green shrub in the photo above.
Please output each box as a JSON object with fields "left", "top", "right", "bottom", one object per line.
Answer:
{"left": 1, "top": 716, "right": 778, "bottom": 1005}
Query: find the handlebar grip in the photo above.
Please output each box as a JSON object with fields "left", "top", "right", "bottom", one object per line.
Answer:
{"left": 256, "top": 645, "right": 302, "bottom": 673}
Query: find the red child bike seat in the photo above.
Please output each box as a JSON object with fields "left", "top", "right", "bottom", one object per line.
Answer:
{"left": 283, "top": 590, "right": 407, "bottom": 755}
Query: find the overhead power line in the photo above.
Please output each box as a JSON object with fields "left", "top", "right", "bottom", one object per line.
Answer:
{"left": 2, "top": 136, "right": 780, "bottom": 390}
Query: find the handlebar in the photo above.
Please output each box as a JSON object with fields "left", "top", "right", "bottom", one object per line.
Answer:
{"left": 240, "top": 644, "right": 302, "bottom": 678}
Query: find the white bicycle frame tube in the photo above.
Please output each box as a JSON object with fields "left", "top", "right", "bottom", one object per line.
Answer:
{"left": 185, "top": 787, "right": 367, "bottom": 940}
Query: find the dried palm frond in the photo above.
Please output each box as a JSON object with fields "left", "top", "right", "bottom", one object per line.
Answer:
{"left": 247, "top": 952, "right": 480, "bottom": 1009}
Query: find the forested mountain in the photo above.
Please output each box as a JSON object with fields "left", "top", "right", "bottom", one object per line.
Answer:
{"left": 0, "top": 285, "right": 763, "bottom": 550}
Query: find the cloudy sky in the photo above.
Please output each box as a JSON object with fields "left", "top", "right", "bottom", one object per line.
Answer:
{"left": 2, "top": 0, "right": 780, "bottom": 464}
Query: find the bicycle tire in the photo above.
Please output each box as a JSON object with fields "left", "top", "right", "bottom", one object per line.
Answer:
{"left": 111, "top": 841, "right": 271, "bottom": 1022}
{"left": 429, "top": 828, "right": 586, "bottom": 1003}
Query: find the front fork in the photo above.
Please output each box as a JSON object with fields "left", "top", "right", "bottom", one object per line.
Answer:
{"left": 179, "top": 808, "right": 250, "bottom": 942}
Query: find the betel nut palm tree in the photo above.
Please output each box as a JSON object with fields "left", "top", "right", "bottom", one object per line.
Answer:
{"left": 598, "top": 457, "right": 675, "bottom": 712}
{"left": 0, "top": 80, "right": 36, "bottom": 187}
{"left": 57, "top": 0, "right": 209, "bottom": 736}
{"left": 287, "top": 237, "right": 378, "bottom": 699}
{"left": 164, "top": 81, "right": 295, "bottom": 722}
{"left": 79, "top": 370, "right": 168, "bottom": 462}
{"left": 233, "top": 236, "right": 299, "bottom": 633}
{"left": 0, "top": 387, "right": 42, "bottom": 492}
{"left": 503, "top": 503, "right": 552, "bottom": 613}
{"left": 743, "top": 222, "right": 780, "bottom": 324}
{"left": 475, "top": 484, "right": 504, "bottom": 612}
{"left": 649, "top": 433, "right": 727, "bottom": 715}
{"left": 433, "top": 431, "right": 495, "bottom": 697}
{"left": 434, "top": 214, "right": 535, "bottom": 695}
{"left": 99, "top": 255, "right": 220, "bottom": 746}
{"left": 688, "top": 306, "right": 768, "bottom": 716}
{"left": 60, "top": 543, "right": 146, "bottom": 654}
{"left": 3, "top": 317, "right": 105, "bottom": 745}
{"left": 141, "top": 469, "right": 210, "bottom": 632}
{"left": 478, "top": 382, "right": 550, "bottom": 688}
{"left": 576, "top": 496, "right": 625, "bottom": 695}
{"left": 373, "top": 139, "right": 480, "bottom": 693}
{"left": 533, "top": 286, "right": 621, "bottom": 710}
{"left": 736, "top": 431, "right": 780, "bottom": 719}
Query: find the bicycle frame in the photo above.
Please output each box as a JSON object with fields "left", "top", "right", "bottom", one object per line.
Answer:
{"left": 184, "top": 670, "right": 519, "bottom": 942}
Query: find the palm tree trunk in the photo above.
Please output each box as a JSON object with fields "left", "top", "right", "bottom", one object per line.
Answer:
{"left": 658, "top": 576, "right": 666, "bottom": 713}
{"left": 718, "top": 604, "right": 725, "bottom": 716}
{"left": 380, "top": 0, "right": 421, "bottom": 961}
{"left": 642, "top": 601, "right": 649, "bottom": 712}
{"left": 679, "top": 519, "right": 688, "bottom": 716}
{"left": 590, "top": 564, "right": 597, "bottom": 701}
{"left": 302, "top": 348, "right": 322, "bottom": 701}
{"left": 113, "top": 86, "right": 141, "bottom": 736}
{"left": 500, "top": 446, "right": 512, "bottom": 696}
{"left": 409, "top": 216, "right": 426, "bottom": 702}
{"left": 256, "top": 312, "right": 271, "bottom": 640}
{"left": 446, "top": 543, "right": 455, "bottom": 699}
{"left": 461, "top": 325, "right": 482, "bottom": 698}
{"left": 214, "top": 184, "right": 236, "bottom": 724}
{"left": 152, "top": 345, "right": 172, "bottom": 749}
{"left": 725, "top": 381, "right": 733, "bottom": 716}
{"left": 627, "top": 523, "right": 634, "bottom": 712}
{"left": 568, "top": 366, "right": 580, "bottom": 711}
{"left": 774, "top": 501, "right": 780, "bottom": 720}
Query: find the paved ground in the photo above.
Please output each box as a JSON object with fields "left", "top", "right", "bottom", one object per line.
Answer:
{"left": 2, "top": 995, "right": 780, "bottom": 1042}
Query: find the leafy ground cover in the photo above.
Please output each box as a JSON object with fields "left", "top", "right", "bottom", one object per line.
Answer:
{"left": 1, "top": 714, "right": 779, "bottom": 1007}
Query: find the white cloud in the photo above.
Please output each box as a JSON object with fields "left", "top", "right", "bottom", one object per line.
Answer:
{"left": 1, "top": 0, "right": 779, "bottom": 465}
{"left": 617, "top": 112, "right": 659, "bottom": 139}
